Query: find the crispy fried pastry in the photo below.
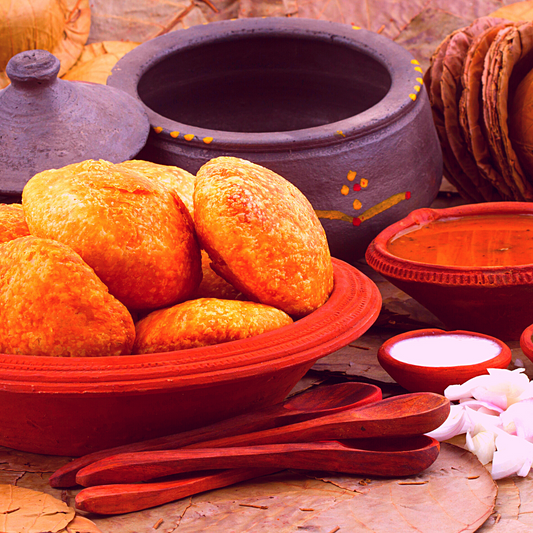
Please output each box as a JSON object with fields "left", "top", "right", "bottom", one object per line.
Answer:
{"left": 116, "top": 159, "right": 195, "bottom": 215}
{"left": 0, "top": 204, "right": 30, "bottom": 243}
{"left": 194, "top": 157, "right": 334, "bottom": 317}
{"left": 0, "top": 236, "right": 135, "bottom": 357}
{"left": 193, "top": 250, "right": 243, "bottom": 300}
{"left": 22, "top": 159, "right": 202, "bottom": 310}
{"left": 133, "top": 297, "right": 293, "bottom": 354}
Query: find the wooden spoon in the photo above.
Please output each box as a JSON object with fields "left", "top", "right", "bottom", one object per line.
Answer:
{"left": 51, "top": 381, "right": 382, "bottom": 488}
{"left": 178, "top": 392, "right": 450, "bottom": 450}
{"left": 75, "top": 435, "right": 441, "bottom": 515}
{"left": 77, "top": 435, "right": 440, "bottom": 486}
{"left": 76, "top": 392, "right": 448, "bottom": 487}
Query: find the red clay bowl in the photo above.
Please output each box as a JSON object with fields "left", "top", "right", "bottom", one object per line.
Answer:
{"left": 0, "top": 258, "right": 380, "bottom": 457}
{"left": 366, "top": 202, "right": 533, "bottom": 341}
{"left": 378, "top": 329, "right": 512, "bottom": 395}
{"left": 520, "top": 323, "right": 533, "bottom": 364}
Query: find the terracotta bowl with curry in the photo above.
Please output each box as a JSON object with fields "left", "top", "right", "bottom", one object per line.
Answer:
{"left": 366, "top": 202, "right": 533, "bottom": 340}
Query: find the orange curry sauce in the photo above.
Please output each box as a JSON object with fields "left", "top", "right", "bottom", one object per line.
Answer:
{"left": 387, "top": 214, "right": 533, "bottom": 267}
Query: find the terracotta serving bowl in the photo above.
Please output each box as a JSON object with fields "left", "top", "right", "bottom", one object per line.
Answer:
{"left": 366, "top": 202, "right": 533, "bottom": 340}
{"left": 0, "top": 259, "right": 380, "bottom": 457}
{"left": 378, "top": 329, "right": 512, "bottom": 395}
{"left": 520, "top": 323, "right": 533, "bottom": 364}
{"left": 107, "top": 17, "right": 443, "bottom": 263}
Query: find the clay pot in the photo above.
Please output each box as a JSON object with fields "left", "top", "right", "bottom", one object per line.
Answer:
{"left": 0, "top": 50, "right": 150, "bottom": 202}
{"left": 378, "top": 329, "right": 512, "bottom": 395}
{"left": 107, "top": 17, "right": 443, "bottom": 263}
{"left": 366, "top": 202, "right": 533, "bottom": 341}
{"left": 0, "top": 259, "right": 381, "bottom": 456}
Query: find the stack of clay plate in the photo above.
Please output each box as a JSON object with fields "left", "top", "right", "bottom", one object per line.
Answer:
{"left": 424, "top": 16, "right": 533, "bottom": 202}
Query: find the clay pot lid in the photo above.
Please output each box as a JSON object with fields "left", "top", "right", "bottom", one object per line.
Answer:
{"left": 0, "top": 49, "right": 150, "bottom": 199}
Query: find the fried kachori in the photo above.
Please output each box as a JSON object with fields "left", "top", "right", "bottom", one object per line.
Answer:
{"left": 0, "top": 204, "right": 30, "bottom": 243}
{"left": 116, "top": 159, "right": 195, "bottom": 215}
{"left": 133, "top": 297, "right": 293, "bottom": 354}
{"left": 0, "top": 236, "right": 135, "bottom": 357}
{"left": 22, "top": 159, "right": 202, "bottom": 310}
{"left": 194, "top": 157, "right": 334, "bottom": 317}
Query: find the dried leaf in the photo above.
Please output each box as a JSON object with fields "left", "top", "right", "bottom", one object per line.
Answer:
{"left": 62, "top": 41, "right": 140, "bottom": 84}
{"left": 125, "top": 443, "right": 495, "bottom": 532}
{"left": 0, "top": 485, "right": 75, "bottom": 533}
{"left": 491, "top": 1, "right": 533, "bottom": 22}
{"left": 65, "top": 515, "right": 103, "bottom": 533}
{"left": 0, "top": 0, "right": 90, "bottom": 88}
{"left": 86, "top": 0, "right": 208, "bottom": 44}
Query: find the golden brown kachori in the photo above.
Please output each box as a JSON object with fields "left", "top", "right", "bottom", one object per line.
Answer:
{"left": 194, "top": 157, "right": 333, "bottom": 317}
{"left": 0, "top": 236, "right": 135, "bottom": 357}
{"left": 22, "top": 159, "right": 202, "bottom": 310}
{"left": 133, "top": 297, "right": 293, "bottom": 354}
{"left": 0, "top": 204, "right": 30, "bottom": 243}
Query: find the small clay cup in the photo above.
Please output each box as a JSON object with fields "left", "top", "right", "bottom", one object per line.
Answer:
{"left": 378, "top": 329, "right": 512, "bottom": 394}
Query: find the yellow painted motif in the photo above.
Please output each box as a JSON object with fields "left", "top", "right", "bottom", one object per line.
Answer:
{"left": 336, "top": 130, "right": 346, "bottom": 137}
{"left": 354, "top": 192, "right": 410, "bottom": 225}
{"left": 153, "top": 126, "right": 163, "bottom": 134}
{"left": 352, "top": 25, "right": 361, "bottom": 30}
{"left": 414, "top": 66, "right": 423, "bottom": 73}
{"left": 414, "top": 85, "right": 421, "bottom": 92}
{"left": 341, "top": 185, "right": 350, "bottom": 195}
{"left": 409, "top": 94, "right": 417, "bottom": 101}
{"left": 203, "top": 137, "right": 214, "bottom": 144}
{"left": 360, "top": 178, "right": 368, "bottom": 188}
{"left": 170, "top": 131, "right": 180, "bottom": 138}
{"left": 315, "top": 210, "right": 353, "bottom": 223}
{"left": 416, "top": 77, "right": 424, "bottom": 84}
{"left": 353, "top": 199, "right": 362, "bottom": 210}
{"left": 184, "top": 134, "right": 194, "bottom": 141}
{"left": 347, "top": 170, "right": 357, "bottom": 181}
{"left": 411, "top": 59, "right": 420, "bottom": 65}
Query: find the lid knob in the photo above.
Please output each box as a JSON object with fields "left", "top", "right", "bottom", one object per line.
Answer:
{"left": 6, "top": 50, "right": 60, "bottom": 89}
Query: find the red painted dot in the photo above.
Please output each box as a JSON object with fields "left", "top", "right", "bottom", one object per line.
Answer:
{"left": 406, "top": 191, "right": 411, "bottom": 199}
{"left": 353, "top": 183, "right": 361, "bottom": 191}
{"left": 353, "top": 217, "right": 361, "bottom": 226}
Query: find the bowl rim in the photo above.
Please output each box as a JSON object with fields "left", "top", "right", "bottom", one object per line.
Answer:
{"left": 378, "top": 328, "right": 512, "bottom": 373}
{"left": 0, "top": 258, "right": 381, "bottom": 393}
{"left": 520, "top": 323, "right": 533, "bottom": 361}
{"left": 366, "top": 201, "right": 533, "bottom": 285}
{"left": 107, "top": 16, "right": 424, "bottom": 152}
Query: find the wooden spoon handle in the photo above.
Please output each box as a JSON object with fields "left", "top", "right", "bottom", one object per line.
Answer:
{"left": 75, "top": 468, "right": 279, "bottom": 515}
{"left": 50, "top": 382, "right": 381, "bottom": 488}
{"left": 189, "top": 393, "right": 450, "bottom": 449}
{"left": 77, "top": 438, "right": 440, "bottom": 487}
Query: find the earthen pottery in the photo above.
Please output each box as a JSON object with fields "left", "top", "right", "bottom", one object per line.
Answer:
{"left": 366, "top": 202, "right": 533, "bottom": 340}
{"left": 107, "top": 17, "right": 443, "bottom": 263}
{"left": 0, "top": 258, "right": 381, "bottom": 457}
{"left": 520, "top": 322, "right": 533, "bottom": 364}
{"left": 0, "top": 50, "right": 150, "bottom": 202}
{"left": 378, "top": 329, "right": 512, "bottom": 394}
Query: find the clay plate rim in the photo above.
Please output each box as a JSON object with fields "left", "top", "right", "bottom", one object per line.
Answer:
{"left": 0, "top": 258, "right": 381, "bottom": 392}
{"left": 378, "top": 328, "right": 512, "bottom": 375}
{"left": 366, "top": 201, "right": 533, "bottom": 286}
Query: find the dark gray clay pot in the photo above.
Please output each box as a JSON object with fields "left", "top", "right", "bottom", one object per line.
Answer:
{"left": 0, "top": 50, "right": 150, "bottom": 203}
{"left": 108, "top": 17, "right": 443, "bottom": 263}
